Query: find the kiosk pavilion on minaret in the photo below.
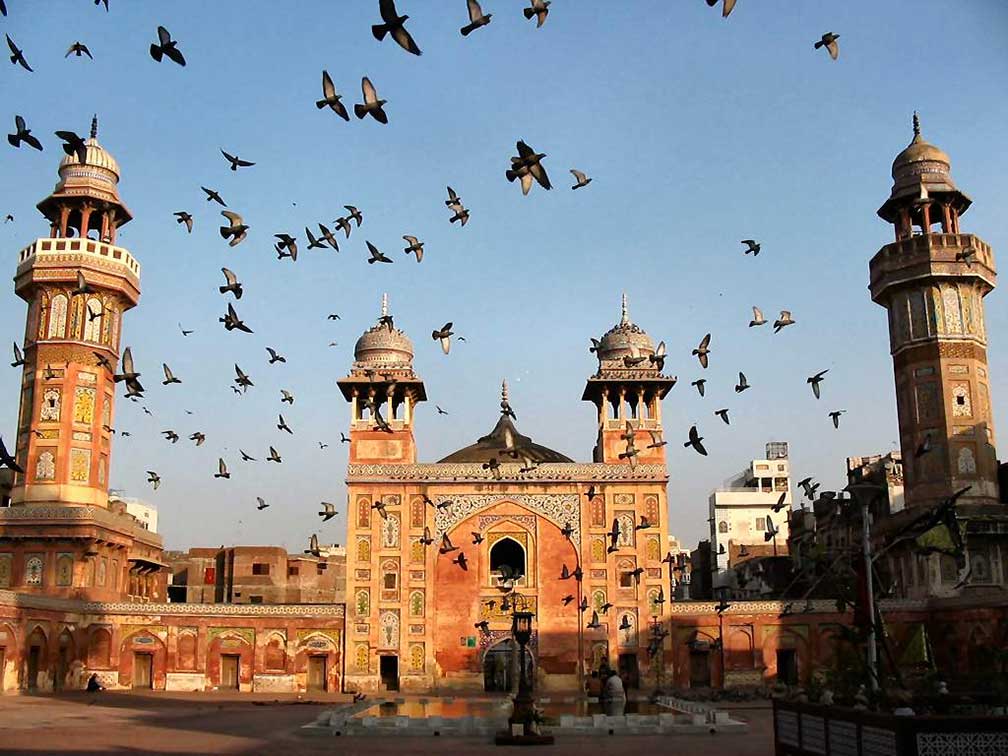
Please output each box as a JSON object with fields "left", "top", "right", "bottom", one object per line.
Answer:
{"left": 340, "top": 294, "right": 676, "bottom": 692}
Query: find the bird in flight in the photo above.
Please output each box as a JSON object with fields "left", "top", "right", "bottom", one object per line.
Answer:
{"left": 240, "top": 450, "right": 256, "bottom": 462}
{"left": 749, "top": 306, "right": 766, "bottom": 327}
{"left": 8, "top": 115, "right": 43, "bottom": 151}
{"left": 524, "top": 0, "right": 550, "bottom": 27}
{"left": 162, "top": 364, "right": 181, "bottom": 385}
{"left": 317, "top": 224, "right": 341, "bottom": 251}
{"left": 214, "top": 458, "right": 230, "bottom": 479}
{"left": 684, "top": 425, "right": 707, "bottom": 456}
{"left": 691, "top": 378, "right": 706, "bottom": 397}
{"left": 221, "top": 149, "right": 254, "bottom": 171}
{"left": 6, "top": 34, "right": 32, "bottom": 72}
{"left": 507, "top": 139, "right": 552, "bottom": 194}
{"left": 355, "top": 76, "right": 389, "bottom": 123}
{"left": 277, "top": 414, "right": 293, "bottom": 434}
{"left": 65, "top": 42, "right": 93, "bottom": 59}
{"left": 741, "top": 239, "right": 760, "bottom": 255}
{"left": 815, "top": 32, "right": 840, "bottom": 61}
{"left": 149, "top": 26, "right": 186, "bottom": 66}
{"left": 162, "top": 430, "right": 180, "bottom": 444}
{"left": 807, "top": 369, "right": 829, "bottom": 399}
{"left": 366, "top": 241, "right": 393, "bottom": 264}
{"left": 373, "top": 0, "right": 422, "bottom": 56}
{"left": 267, "top": 446, "right": 282, "bottom": 463}
{"left": 436, "top": 405, "right": 448, "bottom": 415}
{"left": 112, "top": 347, "right": 144, "bottom": 396}
{"left": 432, "top": 322, "right": 453, "bottom": 354}
{"left": 202, "top": 186, "right": 226, "bottom": 206}
{"left": 829, "top": 410, "right": 846, "bottom": 429}
{"left": 234, "top": 364, "right": 254, "bottom": 391}
{"left": 189, "top": 432, "right": 205, "bottom": 446}
{"left": 570, "top": 169, "right": 592, "bottom": 190}
{"left": 402, "top": 235, "right": 424, "bottom": 262}
{"left": 219, "top": 267, "right": 243, "bottom": 299}
{"left": 11, "top": 343, "right": 24, "bottom": 368}
{"left": 773, "top": 310, "right": 795, "bottom": 333}
{"left": 735, "top": 372, "right": 750, "bottom": 393}
{"left": 319, "top": 502, "right": 338, "bottom": 522}
{"left": 257, "top": 497, "right": 270, "bottom": 511}
{"left": 692, "top": 333, "right": 711, "bottom": 368}
{"left": 220, "top": 302, "right": 253, "bottom": 333}
{"left": 715, "top": 408, "right": 730, "bottom": 425}
{"left": 174, "top": 211, "right": 193, "bottom": 233}
{"left": 461, "top": 0, "right": 492, "bottom": 36}
{"left": 267, "top": 347, "right": 286, "bottom": 365}
{"left": 219, "top": 211, "right": 249, "bottom": 246}
{"left": 316, "top": 70, "right": 349, "bottom": 120}
{"left": 55, "top": 130, "right": 87, "bottom": 164}
{"left": 274, "top": 233, "right": 298, "bottom": 262}
{"left": 705, "top": 0, "right": 737, "bottom": 18}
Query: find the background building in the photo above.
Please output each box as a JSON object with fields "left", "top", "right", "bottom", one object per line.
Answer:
{"left": 709, "top": 442, "right": 792, "bottom": 573}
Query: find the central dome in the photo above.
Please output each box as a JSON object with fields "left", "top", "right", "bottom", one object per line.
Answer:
{"left": 439, "top": 380, "right": 573, "bottom": 464}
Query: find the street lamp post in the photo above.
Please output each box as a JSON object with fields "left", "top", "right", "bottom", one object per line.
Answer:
{"left": 714, "top": 585, "right": 731, "bottom": 690}
{"left": 496, "top": 610, "right": 554, "bottom": 745}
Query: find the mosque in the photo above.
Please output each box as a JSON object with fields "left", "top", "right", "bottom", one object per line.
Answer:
{"left": 0, "top": 116, "right": 1005, "bottom": 694}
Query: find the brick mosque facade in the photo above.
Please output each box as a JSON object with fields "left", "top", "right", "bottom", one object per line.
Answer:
{"left": 1, "top": 117, "right": 1006, "bottom": 696}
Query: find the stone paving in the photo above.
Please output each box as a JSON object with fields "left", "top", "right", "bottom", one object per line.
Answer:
{"left": 0, "top": 690, "right": 775, "bottom": 755}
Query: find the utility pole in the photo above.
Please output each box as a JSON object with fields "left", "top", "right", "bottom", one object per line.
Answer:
{"left": 861, "top": 497, "right": 879, "bottom": 692}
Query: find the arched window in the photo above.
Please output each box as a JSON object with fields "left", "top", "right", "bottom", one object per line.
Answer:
{"left": 490, "top": 537, "right": 525, "bottom": 582}
{"left": 25, "top": 556, "right": 43, "bottom": 585}
{"left": 89, "top": 628, "right": 112, "bottom": 668}
{"left": 178, "top": 632, "right": 197, "bottom": 670}
{"left": 47, "top": 294, "right": 68, "bottom": 339}
{"left": 84, "top": 298, "right": 102, "bottom": 342}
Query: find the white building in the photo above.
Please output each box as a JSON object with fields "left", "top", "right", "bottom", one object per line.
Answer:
{"left": 709, "top": 441, "right": 792, "bottom": 573}
{"left": 109, "top": 491, "right": 158, "bottom": 534}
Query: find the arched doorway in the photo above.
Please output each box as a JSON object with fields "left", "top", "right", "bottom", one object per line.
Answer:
{"left": 55, "top": 630, "right": 74, "bottom": 692}
{"left": 25, "top": 627, "right": 47, "bottom": 691}
{"left": 490, "top": 538, "right": 526, "bottom": 581}
{"left": 483, "top": 639, "right": 534, "bottom": 693}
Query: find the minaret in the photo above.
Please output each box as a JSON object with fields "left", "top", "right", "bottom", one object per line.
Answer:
{"left": 12, "top": 116, "right": 140, "bottom": 507}
{"left": 337, "top": 293, "right": 427, "bottom": 464}
{"left": 582, "top": 295, "right": 676, "bottom": 464}
{"left": 870, "top": 114, "right": 999, "bottom": 509}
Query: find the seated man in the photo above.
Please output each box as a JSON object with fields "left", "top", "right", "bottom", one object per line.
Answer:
{"left": 86, "top": 673, "right": 104, "bottom": 693}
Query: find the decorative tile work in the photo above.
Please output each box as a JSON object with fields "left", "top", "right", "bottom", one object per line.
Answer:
{"left": 477, "top": 513, "right": 536, "bottom": 533}
{"left": 70, "top": 448, "right": 90, "bottom": 483}
{"left": 378, "top": 610, "right": 399, "bottom": 649}
{"left": 40, "top": 387, "right": 60, "bottom": 422}
{"left": 35, "top": 451, "right": 55, "bottom": 481}
{"left": 435, "top": 494, "right": 581, "bottom": 545}
{"left": 73, "top": 387, "right": 95, "bottom": 424}
{"left": 348, "top": 462, "right": 667, "bottom": 483}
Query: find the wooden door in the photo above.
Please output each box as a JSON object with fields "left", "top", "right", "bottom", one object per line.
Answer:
{"left": 689, "top": 650, "right": 711, "bottom": 688}
{"left": 133, "top": 653, "right": 152, "bottom": 689}
{"left": 221, "top": 654, "right": 240, "bottom": 689}
{"left": 307, "top": 656, "right": 326, "bottom": 692}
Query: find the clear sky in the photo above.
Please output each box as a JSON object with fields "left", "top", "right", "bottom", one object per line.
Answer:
{"left": 1, "top": 1, "right": 1006, "bottom": 552}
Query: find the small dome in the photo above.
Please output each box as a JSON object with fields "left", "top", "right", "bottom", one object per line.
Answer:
{"left": 594, "top": 294, "right": 655, "bottom": 362}
{"left": 352, "top": 293, "right": 414, "bottom": 369}
{"left": 58, "top": 137, "right": 121, "bottom": 182}
{"left": 890, "top": 113, "right": 954, "bottom": 190}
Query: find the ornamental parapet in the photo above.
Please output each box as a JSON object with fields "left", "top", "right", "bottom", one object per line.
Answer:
{"left": 0, "top": 588, "right": 345, "bottom": 617}
{"left": 15, "top": 237, "right": 141, "bottom": 301}
{"left": 0, "top": 504, "right": 162, "bottom": 550}
{"left": 346, "top": 462, "right": 668, "bottom": 483}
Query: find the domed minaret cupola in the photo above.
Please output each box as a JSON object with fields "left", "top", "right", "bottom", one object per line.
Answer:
{"left": 870, "top": 113, "right": 999, "bottom": 510}
{"left": 337, "top": 293, "right": 427, "bottom": 464}
{"left": 582, "top": 294, "right": 676, "bottom": 464}
{"left": 11, "top": 116, "right": 141, "bottom": 507}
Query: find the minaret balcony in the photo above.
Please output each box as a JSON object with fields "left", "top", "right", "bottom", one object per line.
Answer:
{"left": 15, "top": 237, "right": 141, "bottom": 303}
{"left": 869, "top": 232, "right": 995, "bottom": 303}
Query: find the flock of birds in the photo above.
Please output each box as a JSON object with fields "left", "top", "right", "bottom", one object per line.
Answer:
{"left": 0, "top": 0, "right": 866, "bottom": 566}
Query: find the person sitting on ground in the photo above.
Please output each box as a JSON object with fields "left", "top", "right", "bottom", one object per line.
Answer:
{"left": 586, "top": 670, "right": 602, "bottom": 699}
{"left": 86, "top": 673, "right": 104, "bottom": 693}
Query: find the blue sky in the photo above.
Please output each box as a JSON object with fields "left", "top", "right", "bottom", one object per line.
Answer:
{"left": 1, "top": 1, "right": 1006, "bottom": 551}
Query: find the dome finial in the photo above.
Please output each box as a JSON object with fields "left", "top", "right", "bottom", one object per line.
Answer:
{"left": 620, "top": 292, "right": 629, "bottom": 325}
{"left": 380, "top": 292, "right": 388, "bottom": 318}
{"left": 90, "top": 114, "right": 98, "bottom": 140}
{"left": 501, "top": 378, "right": 509, "bottom": 406}
{"left": 912, "top": 111, "right": 921, "bottom": 141}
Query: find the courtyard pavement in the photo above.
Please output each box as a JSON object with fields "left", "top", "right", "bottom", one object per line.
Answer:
{"left": 0, "top": 691, "right": 776, "bottom": 755}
